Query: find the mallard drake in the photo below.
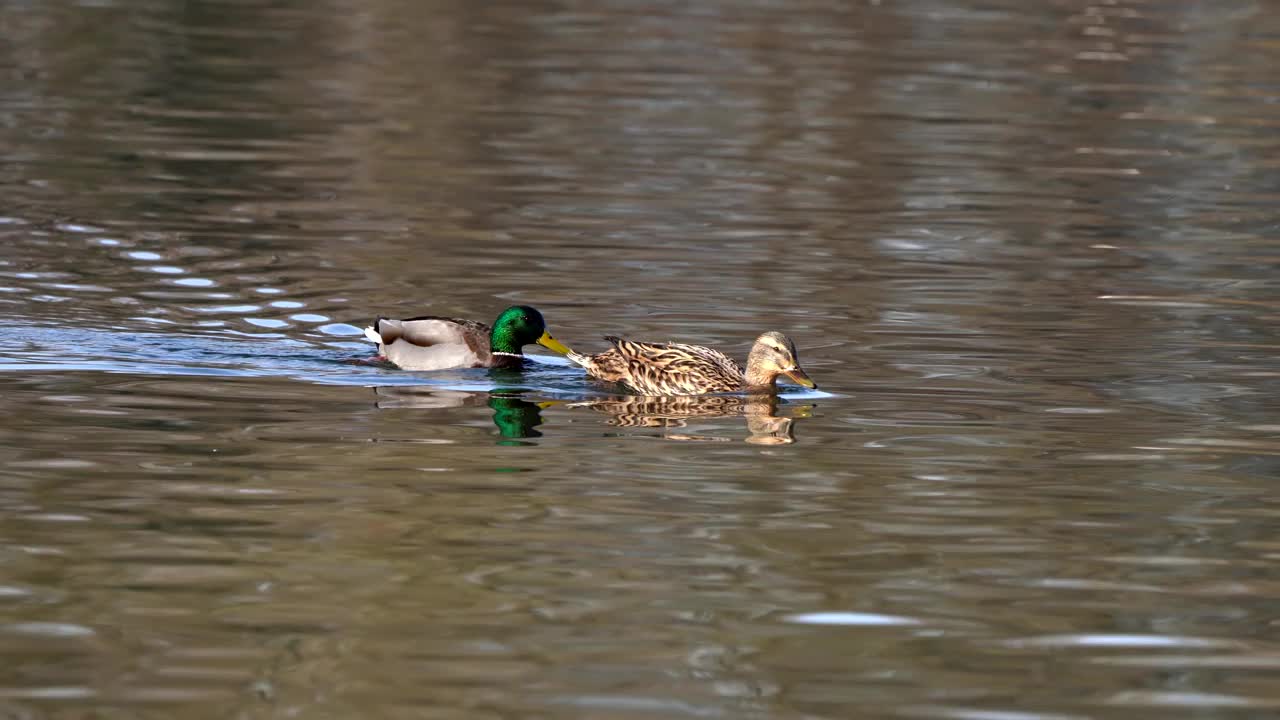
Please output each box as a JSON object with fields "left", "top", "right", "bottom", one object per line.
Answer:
{"left": 363, "top": 305, "right": 571, "bottom": 371}
{"left": 566, "top": 331, "right": 816, "bottom": 395}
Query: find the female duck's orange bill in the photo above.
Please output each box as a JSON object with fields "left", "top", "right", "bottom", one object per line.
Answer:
{"left": 784, "top": 367, "right": 817, "bottom": 389}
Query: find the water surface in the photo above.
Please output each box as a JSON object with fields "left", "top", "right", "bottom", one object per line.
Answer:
{"left": 2, "top": 0, "right": 1280, "bottom": 717}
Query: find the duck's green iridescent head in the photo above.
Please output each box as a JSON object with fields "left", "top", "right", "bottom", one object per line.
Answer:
{"left": 489, "top": 305, "right": 572, "bottom": 355}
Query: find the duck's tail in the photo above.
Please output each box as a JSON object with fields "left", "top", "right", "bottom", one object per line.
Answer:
{"left": 363, "top": 317, "right": 387, "bottom": 345}
{"left": 565, "top": 335, "right": 623, "bottom": 367}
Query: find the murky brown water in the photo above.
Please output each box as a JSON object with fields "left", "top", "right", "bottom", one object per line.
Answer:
{"left": 3, "top": 0, "right": 1280, "bottom": 717}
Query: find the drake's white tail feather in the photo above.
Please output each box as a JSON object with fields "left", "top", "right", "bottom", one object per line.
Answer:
{"left": 363, "top": 326, "right": 383, "bottom": 344}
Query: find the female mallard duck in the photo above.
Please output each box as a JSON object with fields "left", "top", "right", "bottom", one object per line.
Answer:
{"left": 566, "top": 331, "right": 816, "bottom": 395}
{"left": 363, "top": 305, "right": 571, "bottom": 371}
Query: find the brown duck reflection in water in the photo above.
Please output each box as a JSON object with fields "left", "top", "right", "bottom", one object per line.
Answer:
{"left": 371, "top": 387, "right": 812, "bottom": 444}
{"left": 567, "top": 394, "right": 812, "bottom": 445}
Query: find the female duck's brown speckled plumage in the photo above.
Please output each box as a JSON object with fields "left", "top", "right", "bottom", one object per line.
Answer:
{"left": 566, "top": 331, "right": 816, "bottom": 396}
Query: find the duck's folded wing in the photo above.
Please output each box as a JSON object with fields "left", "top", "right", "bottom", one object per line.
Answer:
{"left": 369, "top": 316, "right": 492, "bottom": 370}
{"left": 385, "top": 316, "right": 490, "bottom": 348}
{"left": 605, "top": 337, "right": 743, "bottom": 393}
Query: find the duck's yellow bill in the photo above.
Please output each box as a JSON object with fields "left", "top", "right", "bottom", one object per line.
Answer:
{"left": 784, "top": 368, "right": 817, "bottom": 389}
{"left": 537, "top": 331, "right": 573, "bottom": 356}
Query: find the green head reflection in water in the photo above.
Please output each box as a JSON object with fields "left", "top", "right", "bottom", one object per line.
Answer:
{"left": 488, "top": 394, "right": 555, "bottom": 444}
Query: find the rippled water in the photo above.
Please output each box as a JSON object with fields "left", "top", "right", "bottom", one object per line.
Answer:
{"left": 3, "top": 0, "right": 1280, "bottom": 717}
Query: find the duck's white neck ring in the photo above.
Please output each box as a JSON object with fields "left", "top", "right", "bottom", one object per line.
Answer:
{"left": 491, "top": 351, "right": 523, "bottom": 358}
